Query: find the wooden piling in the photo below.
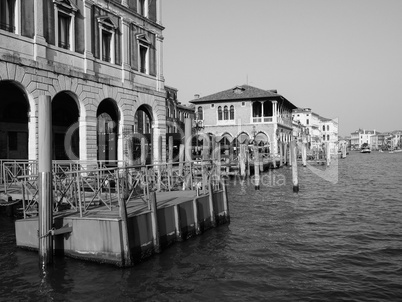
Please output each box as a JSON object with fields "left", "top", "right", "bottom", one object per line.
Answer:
{"left": 38, "top": 95, "right": 53, "bottom": 267}
{"left": 279, "top": 141, "right": 283, "bottom": 167}
{"left": 168, "top": 135, "right": 173, "bottom": 190}
{"left": 208, "top": 180, "right": 216, "bottom": 227}
{"left": 239, "top": 144, "right": 246, "bottom": 177}
{"left": 284, "top": 142, "right": 288, "bottom": 165}
{"left": 222, "top": 179, "right": 230, "bottom": 223}
{"left": 173, "top": 204, "right": 182, "bottom": 241}
{"left": 290, "top": 140, "right": 299, "bottom": 193}
{"left": 254, "top": 145, "right": 260, "bottom": 190}
{"left": 149, "top": 191, "right": 160, "bottom": 253}
{"left": 302, "top": 142, "right": 307, "bottom": 167}
{"left": 193, "top": 198, "right": 201, "bottom": 235}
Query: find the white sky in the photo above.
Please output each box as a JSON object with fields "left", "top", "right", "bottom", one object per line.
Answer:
{"left": 162, "top": 0, "right": 402, "bottom": 136}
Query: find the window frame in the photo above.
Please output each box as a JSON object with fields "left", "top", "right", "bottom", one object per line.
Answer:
{"left": 218, "top": 106, "right": 222, "bottom": 120}
{"left": 54, "top": 0, "right": 78, "bottom": 51}
{"left": 97, "top": 16, "right": 117, "bottom": 64}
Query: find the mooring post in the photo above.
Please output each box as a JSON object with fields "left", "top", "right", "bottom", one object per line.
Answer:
{"left": 173, "top": 204, "right": 182, "bottom": 241}
{"left": 208, "top": 179, "right": 216, "bottom": 227}
{"left": 302, "top": 142, "right": 307, "bottom": 167}
{"left": 279, "top": 141, "right": 283, "bottom": 167}
{"left": 284, "top": 142, "right": 288, "bottom": 165}
{"left": 239, "top": 144, "right": 246, "bottom": 177}
{"left": 193, "top": 198, "right": 201, "bottom": 235}
{"left": 222, "top": 179, "right": 230, "bottom": 223}
{"left": 38, "top": 95, "right": 53, "bottom": 267}
{"left": 168, "top": 135, "right": 173, "bottom": 190}
{"left": 291, "top": 140, "right": 299, "bottom": 193}
{"left": 184, "top": 118, "right": 192, "bottom": 189}
{"left": 254, "top": 145, "right": 260, "bottom": 190}
{"left": 149, "top": 191, "right": 160, "bottom": 253}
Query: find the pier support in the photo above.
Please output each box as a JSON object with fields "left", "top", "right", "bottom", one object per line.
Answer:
{"left": 150, "top": 192, "right": 160, "bottom": 253}
{"left": 38, "top": 95, "right": 53, "bottom": 267}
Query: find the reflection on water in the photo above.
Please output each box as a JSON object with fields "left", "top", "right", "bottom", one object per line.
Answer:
{"left": 1, "top": 152, "right": 402, "bottom": 301}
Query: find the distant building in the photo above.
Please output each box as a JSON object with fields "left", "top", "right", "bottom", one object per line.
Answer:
{"left": 189, "top": 85, "right": 297, "bottom": 156}
{"left": 350, "top": 129, "right": 377, "bottom": 149}
{"left": 292, "top": 108, "right": 338, "bottom": 154}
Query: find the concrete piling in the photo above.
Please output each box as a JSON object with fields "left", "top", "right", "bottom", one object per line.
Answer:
{"left": 38, "top": 95, "right": 53, "bottom": 267}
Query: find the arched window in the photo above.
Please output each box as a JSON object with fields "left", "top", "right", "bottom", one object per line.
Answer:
{"left": 218, "top": 106, "right": 222, "bottom": 120}
{"left": 197, "top": 106, "right": 203, "bottom": 120}
{"left": 224, "top": 106, "right": 228, "bottom": 120}
{"left": 167, "top": 107, "right": 170, "bottom": 117}
{"left": 230, "top": 105, "right": 234, "bottom": 120}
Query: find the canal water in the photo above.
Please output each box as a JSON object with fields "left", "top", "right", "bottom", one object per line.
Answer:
{"left": 1, "top": 152, "right": 401, "bottom": 301}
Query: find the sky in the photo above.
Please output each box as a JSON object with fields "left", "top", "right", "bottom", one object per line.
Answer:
{"left": 162, "top": 0, "right": 402, "bottom": 137}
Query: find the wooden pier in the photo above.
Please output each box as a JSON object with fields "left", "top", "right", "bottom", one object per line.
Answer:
{"left": 2, "top": 160, "right": 229, "bottom": 267}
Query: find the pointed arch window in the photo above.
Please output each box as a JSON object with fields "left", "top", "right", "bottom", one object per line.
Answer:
{"left": 230, "top": 105, "right": 234, "bottom": 120}
{"left": 197, "top": 106, "right": 203, "bottom": 120}
{"left": 223, "top": 106, "right": 228, "bottom": 120}
{"left": 218, "top": 106, "right": 222, "bottom": 120}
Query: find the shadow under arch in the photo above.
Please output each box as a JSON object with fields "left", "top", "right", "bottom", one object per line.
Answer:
{"left": 52, "top": 91, "right": 80, "bottom": 160}
{"left": 97, "top": 98, "right": 120, "bottom": 165}
{"left": 0, "top": 80, "right": 31, "bottom": 159}
{"left": 131, "top": 104, "right": 153, "bottom": 165}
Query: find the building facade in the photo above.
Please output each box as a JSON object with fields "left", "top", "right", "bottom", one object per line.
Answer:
{"left": 350, "top": 129, "right": 377, "bottom": 150}
{"left": 189, "top": 85, "right": 297, "bottom": 156}
{"left": 0, "top": 0, "right": 168, "bottom": 164}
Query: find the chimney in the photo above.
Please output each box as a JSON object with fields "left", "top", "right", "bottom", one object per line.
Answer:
{"left": 194, "top": 94, "right": 200, "bottom": 99}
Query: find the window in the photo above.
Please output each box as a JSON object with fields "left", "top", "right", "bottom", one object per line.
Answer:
{"left": 327, "top": 125, "right": 329, "bottom": 131}
{"left": 323, "top": 135, "right": 325, "bottom": 141}
{"left": 0, "top": 0, "right": 16, "bottom": 33}
{"left": 327, "top": 134, "right": 330, "bottom": 141}
{"left": 139, "top": 44, "right": 148, "bottom": 73}
{"left": 224, "top": 106, "right": 228, "bottom": 120}
{"left": 54, "top": 0, "right": 78, "bottom": 51}
{"left": 306, "top": 119, "right": 309, "bottom": 125}
{"left": 197, "top": 106, "right": 203, "bottom": 120}
{"left": 97, "top": 16, "right": 117, "bottom": 63}
{"left": 211, "top": 104, "right": 215, "bottom": 108}
{"left": 218, "top": 106, "right": 222, "bottom": 120}
{"left": 102, "top": 30, "right": 112, "bottom": 62}
{"left": 230, "top": 105, "right": 234, "bottom": 120}
{"left": 166, "top": 107, "right": 170, "bottom": 117}
{"left": 58, "top": 13, "right": 70, "bottom": 49}
{"left": 242, "top": 102, "right": 246, "bottom": 107}
{"left": 323, "top": 125, "right": 325, "bottom": 131}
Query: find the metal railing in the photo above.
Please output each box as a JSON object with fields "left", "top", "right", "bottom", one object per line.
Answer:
{"left": 1, "top": 159, "right": 222, "bottom": 219}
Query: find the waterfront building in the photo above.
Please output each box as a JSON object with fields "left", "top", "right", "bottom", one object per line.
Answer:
{"left": 0, "top": 0, "right": 168, "bottom": 165}
{"left": 165, "top": 85, "right": 194, "bottom": 160}
{"left": 350, "top": 129, "right": 377, "bottom": 150}
{"left": 189, "top": 85, "right": 297, "bottom": 157}
{"left": 292, "top": 108, "right": 338, "bottom": 155}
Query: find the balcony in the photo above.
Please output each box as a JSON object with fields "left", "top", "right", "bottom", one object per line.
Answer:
{"left": 252, "top": 116, "right": 273, "bottom": 123}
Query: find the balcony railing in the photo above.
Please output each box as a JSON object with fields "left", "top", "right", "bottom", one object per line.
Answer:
{"left": 252, "top": 116, "right": 273, "bottom": 123}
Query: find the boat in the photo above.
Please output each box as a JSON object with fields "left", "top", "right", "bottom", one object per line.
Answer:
{"left": 379, "top": 149, "right": 383, "bottom": 153}
{"left": 360, "top": 147, "right": 371, "bottom": 153}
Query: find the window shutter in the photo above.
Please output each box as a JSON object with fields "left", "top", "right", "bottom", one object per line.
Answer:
{"left": 92, "top": 6, "right": 100, "bottom": 59}
{"left": 115, "top": 19, "right": 122, "bottom": 65}
{"left": 131, "top": 25, "right": 138, "bottom": 70}
{"left": 149, "top": 33, "right": 156, "bottom": 76}
{"left": 148, "top": 0, "right": 157, "bottom": 22}
{"left": 128, "top": 0, "right": 137, "bottom": 11}
{"left": 75, "top": 2, "right": 85, "bottom": 54}
{"left": 43, "top": 0, "right": 55, "bottom": 45}
{"left": 21, "top": 0, "right": 34, "bottom": 38}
